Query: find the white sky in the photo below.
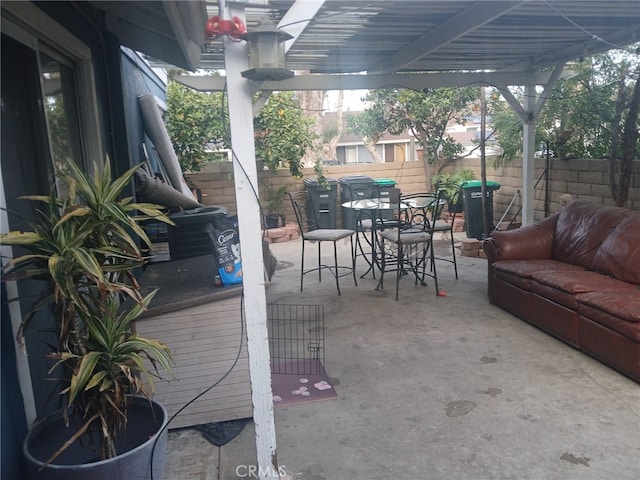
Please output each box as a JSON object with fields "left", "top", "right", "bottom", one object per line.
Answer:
{"left": 324, "top": 89, "right": 369, "bottom": 112}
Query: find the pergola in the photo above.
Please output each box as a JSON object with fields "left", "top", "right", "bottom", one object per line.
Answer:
{"left": 175, "top": 0, "right": 640, "bottom": 227}
{"left": 96, "top": 1, "right": 640, "bottom": 478}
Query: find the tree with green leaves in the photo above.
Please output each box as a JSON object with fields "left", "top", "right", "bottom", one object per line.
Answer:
{"left": 166, "top": 83, "right": 316, "bottom": 177}
{"left": 253, "top": 91, "right": 317, "bottom": 177}
{"left": 609, "top": 61, "right": 640, "bottom": 207}
{"left": 346, "top": 87, "right": 479, "bottom": 187}
{"left": 489, "top": 50, "right": 639, "bottom": 206}
{"left": 491, "top": 54, "right": 636, "bottom": 160}
{"left": 166, "top": 81, "right": 229, "bottom": 173}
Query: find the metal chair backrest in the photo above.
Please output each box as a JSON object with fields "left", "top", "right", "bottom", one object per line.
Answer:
{"left": 428, "top": 190, "right": 448, "bottom": 227}
{"left": 388, "top": 187, "right": 401, "bottom": 205}
{"left": 442, "top": 184, "right": 464, "bottom": 220}
{"left": 287, "top": 191, "right": 317, "bottom": 234}
{"left": 343, "top": 182, "right": 377, "bottom": 232}
{"left": 399, "top": 191, "right": 446, "bottom": 234}
{"left": 375, "top": 187, "right": 402, "bottom": 230}
{"left": 343, "top": 182, "right": 376, "bottom": 202}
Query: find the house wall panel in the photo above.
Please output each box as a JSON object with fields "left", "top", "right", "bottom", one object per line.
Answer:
{"left": 135, "top": 291, "right": 252, "bottom": 429}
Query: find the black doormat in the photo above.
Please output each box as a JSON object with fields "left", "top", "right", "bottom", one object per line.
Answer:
{"left": 195, "top": 417, "right": 251, "bottom": 446}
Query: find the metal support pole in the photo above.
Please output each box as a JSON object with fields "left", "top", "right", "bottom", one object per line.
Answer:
{"left": 544, "top": 140, "right": 551, "bottom": 218}
{"left": 480, "top": 86, "right": 489, "bottom": 238}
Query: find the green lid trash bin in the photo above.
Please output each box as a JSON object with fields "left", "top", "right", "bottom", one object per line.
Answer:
{"left": 461, "top": 180, "right": 501, "bottom": 240}
{"left": 373, "top": 178, "right": 396, "bottom": 186}
{"left": 373, "top": 178, "right": 397, "bottom": 222}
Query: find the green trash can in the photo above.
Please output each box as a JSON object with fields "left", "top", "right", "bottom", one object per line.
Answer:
{"left": 373, "top": 178, "right": 397, "bottom": 222}
{"left": 461, "top": 180, "right": 501, "bottom": 240}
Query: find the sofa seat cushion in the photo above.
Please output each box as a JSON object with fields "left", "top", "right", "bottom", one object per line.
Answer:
{"left": 529, "top": 270, "right": 637, "bottom": 310}
{"left": 493, "top": 259, "right": 584, "bottom": 290}
{"left": 578, "top": 290, "right": 640, "bottom": 341}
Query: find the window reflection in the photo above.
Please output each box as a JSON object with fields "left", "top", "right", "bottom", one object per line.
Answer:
{"left": 39, "top": 51, "right": 81, "bottom": 194}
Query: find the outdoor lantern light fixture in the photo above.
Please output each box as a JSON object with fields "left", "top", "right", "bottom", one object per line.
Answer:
{"left": 241, "top": 16, "right": 294, "bottom": 81}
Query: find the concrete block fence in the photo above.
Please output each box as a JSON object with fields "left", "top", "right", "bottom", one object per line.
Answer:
{"left": 187, "top": 158, "right": 640, "bottom": 229}
{"left": 455, "top": 157, "right": 640, "bottom": 223}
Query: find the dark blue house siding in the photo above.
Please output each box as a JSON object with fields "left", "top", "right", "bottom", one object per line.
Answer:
{"left": 1, "top": 4, "right": 168, "bottom": 476}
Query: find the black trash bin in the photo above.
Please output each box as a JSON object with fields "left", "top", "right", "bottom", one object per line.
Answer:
{"left": 339, "top": 175, "right": 375, "bottom": 229}
{"left": 303, "top": 177, "right": 338, "bottom": 230}
{"left": 373, "top": 178, "right": 397, "bottom": 222}
{"left": 461, "top": 180, "right": 501, "bottom": 240}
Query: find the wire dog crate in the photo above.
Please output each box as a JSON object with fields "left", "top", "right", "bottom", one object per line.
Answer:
{"left": 267, "top": 304, "right": 325, "bottom": 375}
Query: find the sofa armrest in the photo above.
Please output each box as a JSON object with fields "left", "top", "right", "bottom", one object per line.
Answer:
{"left": 484, "top": 214, "right": 558, "bottom": 263}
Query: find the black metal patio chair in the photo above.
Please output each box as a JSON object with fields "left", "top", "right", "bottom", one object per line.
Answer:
{"left": 432, "top": 185, "right": 462, "bottom": 279}
{"left": 287, "top": 191, "right": 357, "bottom": 295}
{"left": 375, "top": 191, "right": 445, "bottom": 300}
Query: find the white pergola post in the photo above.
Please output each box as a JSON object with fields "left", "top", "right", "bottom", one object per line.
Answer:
{"left": 498, "top": 62, "right": 566, "bottom": 225}
{"left": 498, "top": 83, "right": 537, "bottom": 225}
{"left": 522, "top": 84, "right": 537, "bottom": 226}
{"left": 222, "top": 6, "right": 279, "bottom": 479}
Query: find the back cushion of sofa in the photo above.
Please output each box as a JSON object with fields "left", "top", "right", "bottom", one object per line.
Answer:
{"left": 591, "top": 213, "right": 640, "bottom": 284}
{"left": 553, "top": 200, "right": 633, "bottom": 268}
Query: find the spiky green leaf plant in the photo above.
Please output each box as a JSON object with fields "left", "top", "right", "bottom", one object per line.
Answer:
{"left": 1, "top": 158, "right": 174, "bottom": 462}
{"left": 48, "top": 291, "right": 173, "bottom": 462}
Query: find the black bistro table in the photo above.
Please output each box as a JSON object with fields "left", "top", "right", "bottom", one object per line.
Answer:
{"left": 341, "top": 197, "right": 396, "bottom": 278}
{"left": 342, "top": 195, "right": 445, "bottom": 279}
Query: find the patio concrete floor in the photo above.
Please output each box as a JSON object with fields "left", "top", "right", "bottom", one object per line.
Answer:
{"left": 164, "top": 233, "right": 640, "bottom": 480}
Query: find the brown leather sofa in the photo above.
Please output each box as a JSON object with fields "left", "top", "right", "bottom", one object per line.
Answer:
{"left": 483, "top": 199, "right": 640, "bottom": 382}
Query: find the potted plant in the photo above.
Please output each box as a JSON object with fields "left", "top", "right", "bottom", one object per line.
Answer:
{"left": 432, "top": 169, "right": 475, "bottom": 213}
{"left": 262, "top": 182, "right": 289, "bottom": 229}
{"left": 1, "top": 159, "right": 174, "bottom": 479}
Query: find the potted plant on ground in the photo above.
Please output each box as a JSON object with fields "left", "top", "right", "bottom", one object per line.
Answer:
{"left": 433, "top": 169, "right": 475, "bottom": 213}
{"left": 1, "top": 159, "right": 175, "bottom": 479}
{"left": 262, "top": 181, "right": 289, "bottom": 229}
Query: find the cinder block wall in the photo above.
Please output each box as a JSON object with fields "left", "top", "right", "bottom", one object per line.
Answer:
{"left": 187, "top": 161, "right": 428, "bottom": 226}
{"left": 188, "top": 158, "right": 640, "bottom": 226}
{"left": 453, "top": 157, "right": 640, "bottom": 222}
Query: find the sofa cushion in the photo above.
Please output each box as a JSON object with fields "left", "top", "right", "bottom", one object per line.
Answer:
{"left": 578, "top": 290, "right": 640, "bottom": 342}
{"left": 493, "top": 259, "right": 584, "bottom": 291}
{"left": 553, "top": 200, "right": 634, "bottom": 268}
{"left": 529, "top": 270, "right": 636, "bottom": 310}
{"left": 487, "top": 214, "right": 558, "bottom": 262}
{"left": 591, "top": 213, "right": 640, "bottom": 285}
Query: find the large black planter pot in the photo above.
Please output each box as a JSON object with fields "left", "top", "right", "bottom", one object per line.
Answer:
{"left": 449, "top": 197, "right": 464, "bottom": 214}
{"left": 264, "top": 214, "right": 285, "bottom": 229}
{"left": 23, "top": 397, "right": 168, "bottom": 480}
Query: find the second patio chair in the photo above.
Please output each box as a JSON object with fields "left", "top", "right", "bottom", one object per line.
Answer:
{"left": 287, "top": 191, "right": 358, "bottom": 295}
{"left": 375, "top": 191, "right": 445, "bottom": 300}
{"left": 432, "top": 185, "right": 462, "bottom": 279}
{"left": 341, "top": 182, "right": 376, "bottom": 271}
